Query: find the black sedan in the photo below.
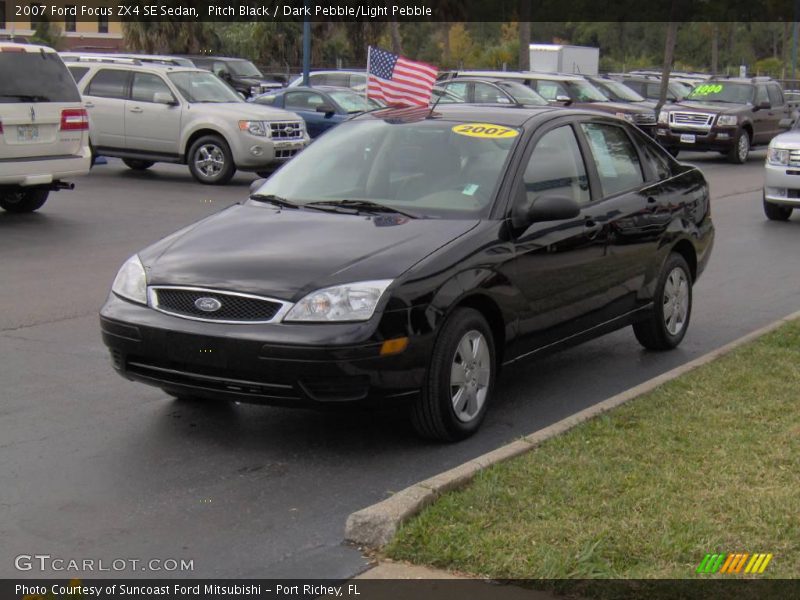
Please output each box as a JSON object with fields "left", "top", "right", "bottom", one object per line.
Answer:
{"left": 100, "top": 105, "right": 714, "bottom": 441}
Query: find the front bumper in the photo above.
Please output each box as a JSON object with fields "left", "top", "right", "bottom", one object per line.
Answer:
{"left": 100, "top": 293, "right": 431, "bottom": 407}
{"left": 655, "top": 126, "right": 738, "bottom": 151}
{"left": 764, "top": 161, "right": 800, "bottom": 205}
{"left": 0, "top": 147, "right": 91, "bottom": 186}
{"left": 228, "top": 132, "right": 310, "bottom": 169}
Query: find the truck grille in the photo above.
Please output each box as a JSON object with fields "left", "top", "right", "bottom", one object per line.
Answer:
{"left": 634, "top": 113, "right": 656, "bottom": 125}
{"left": 670, "top": 111, "right": 715, "bottom": 129}
{"left": 270, "top": 121, "right": 305, "bottom": 140}
{"left": 149, "top": 287, "right": 287, "bottom": 323}
{"left": 789, "top": 150, "right": 800, "bottom": 167}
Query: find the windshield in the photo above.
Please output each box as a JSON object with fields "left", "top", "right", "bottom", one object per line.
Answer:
{"left": 565, "top": 80, "right": 609, "bottom": 102}
{"left": 0, "top": 51, "right": 80, "bottom": 103}
{"left": 227, "top": 60, "right": 262, "bottom": 78}
{"left": 593, "top": 79, "right": 644, "bottom": 102}
{"left": 497, "top": 81, "right": 548, "bottom": 105}
{"left": 168, "top": 71, "right": 242, "bottom": 103}
{"left": 252, "top": 118, "right": 521, "bottom": 219}
{"left": 687, "top": 82, "right": 753, "bottom": 103}
{"left": 327, "top": 89, "right": 374, "bottom": 113}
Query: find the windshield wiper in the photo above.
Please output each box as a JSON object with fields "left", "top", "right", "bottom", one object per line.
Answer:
{"left": 249, "top": 193, "right": 300, "bottom": 209}
{"left": 305, "top": 199, "right": 419, "bottom": 219}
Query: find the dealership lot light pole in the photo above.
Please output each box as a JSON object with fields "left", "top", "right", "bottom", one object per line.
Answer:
{"left": 303, "top": 0, "right": 312, "bottom": 86}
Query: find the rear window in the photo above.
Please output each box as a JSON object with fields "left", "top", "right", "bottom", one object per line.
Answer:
{"left": 0, "top": 50, "right": 80, "bottom": 103}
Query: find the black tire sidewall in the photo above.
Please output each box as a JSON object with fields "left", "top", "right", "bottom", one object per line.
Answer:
{"left": 763, "top": 197, "right": 792, "bottom": 221}
{"left": 0, "top": 188, "right": 49, "bottom": 213}
{"left": 729, "top": 130, "right": 749, "bottom": 164}
{"left": 123, "top": 158, "right": 154, "bottom": 170}
{"left": 188, "top": 135, "right": 235, "bottom": 185}
{"left": 652, "top": 254, "right": 693, "bottom": 348}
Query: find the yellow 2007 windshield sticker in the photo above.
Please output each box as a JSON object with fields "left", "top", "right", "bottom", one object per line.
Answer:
{"left": 452, "top": 123, "right": 520, "bottom": 139}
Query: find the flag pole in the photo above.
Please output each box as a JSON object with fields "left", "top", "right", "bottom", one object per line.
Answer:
{"left": 365, "top": 45, "right": 371, "bottom": 101}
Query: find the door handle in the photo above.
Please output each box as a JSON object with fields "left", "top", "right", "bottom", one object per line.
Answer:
{"left": 84, "top": 102, "right": 94, "bottom": 108}
{"left": 129, "top": 107, "right": 144, "bottom": 113}
{"left": 647, "top": 196, "right": 657, "bottom": 204}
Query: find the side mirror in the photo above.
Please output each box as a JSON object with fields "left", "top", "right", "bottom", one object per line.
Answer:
{"left": 249, "top": 178, "right": 267, "bottom": 195}
{"left": 153, "top": 92, "right": 177, "bottom": 106}
{"left": 513, "top": 193, "right": 581, "bottom": 229}
{"left": 555, "top": 94, "right": 573, "bottom": 106}
{"left": 316, "top": 103, "right": 336, "bottom": 116}
{"left": 754, "top": 100, "right": 771, "bottom": 111}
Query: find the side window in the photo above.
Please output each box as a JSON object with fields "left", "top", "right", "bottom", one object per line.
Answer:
{"left": 131, "top": 73, "right": 174, "bottom": 103}
{"left": 631, "top": 129, "right": 673, "bottom": 180}
{"left": 349, "top": 73, "right": 367, "bottom": 88}
{"left": 284, "top": 92, "right": 325, "bottom": 111}
{"left": 68, "top": 66, "right": 89, "bottom": 84}
{"left": 646, "top": 83, "right": 663, "bottom": 99}
{"left": 767, "top": 84, "right": 784, "bottom": 107}
{"left": 624, "top": 80, "right": 643, "bottom": 94}
{"left": 522, "top": 126, "right": 590, "bottom": 207}
{"left": 442, "top": 82, "right": 467, "bottom": 101}
{"left": 535, "top": 80, "right": 568, "bottom": 100}
{"left": 580, "top": 123, "right": 645, "bottom": 197}
{"left": 85, "top": 69, "right": 129, "bottom": 99}
{"left": 473, "top": 82, "right": 511, "bottom": 104}
{"left": 755, "top": 85, "right": 769, "bottom": 106}
{"left": 212, "top": 62, "right": 227, "bottom": 76}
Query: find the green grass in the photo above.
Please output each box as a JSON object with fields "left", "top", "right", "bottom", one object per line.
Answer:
{"left": 387, "top": 321, "right": 800, "bottom": 584}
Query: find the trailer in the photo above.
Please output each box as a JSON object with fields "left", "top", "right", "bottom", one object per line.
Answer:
{"left": 529, "top": 44, "right": 599, "bottom": 76}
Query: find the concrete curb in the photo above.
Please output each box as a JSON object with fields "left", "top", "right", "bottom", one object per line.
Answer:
{"left": 345, "top": 309, "right": 800, "bottom": 549}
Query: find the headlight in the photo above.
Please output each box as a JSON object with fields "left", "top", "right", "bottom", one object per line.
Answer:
{"left": 111, "top": 254, "right": 147, "bottom": 305}
{"left": 717, "top": 115, "right": 738, "bottom": 126}
{"left": 239, "top": 120, "right": 269, "bottom": 137}
{"left": 657, "top": 111, "right": 669, "bottom": 124}
{"left": 768, "top": 146, "right": 790, "bottom": 166}
{"left": 615, "top": 112, "right": 635, "bottom": 123}
{"left": 283, "top": 280, "right": 393, "bottom": 322}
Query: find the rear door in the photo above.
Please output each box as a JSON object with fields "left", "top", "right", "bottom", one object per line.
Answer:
{"left": 752, "top": 84, "right": 774, "bottom": 144}
{"left": 0, "top": 47, "right": 84, "bottom": 160}
{"left": 82, "top": 68, "right": 130, "bottom": 149}
{"left": 767, "top": 83, "right": 790, "bottom": 133}
{"left": 124, "top": 72, "right": 181, "bottom": 156}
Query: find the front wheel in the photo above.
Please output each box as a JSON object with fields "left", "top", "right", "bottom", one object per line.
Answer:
{"left": 187, "top": 135, "right": 235, "bottom": 185}
{"left": 0, "top": 187, "right": 49, "bottom": 213}
{"left": 763, "top": 197, "right": 793, "bottom": 221}
{"left": 411, "top": 308, "right": 495, "bottom": 441}
{"left": 633, "top": 253, "right": 693, "bottom": 351}
{"left": 122, "top": 158, "right": 155, "bottom": 171}
{"left": 727, "top": 130, "right": 750, "bottom": 164}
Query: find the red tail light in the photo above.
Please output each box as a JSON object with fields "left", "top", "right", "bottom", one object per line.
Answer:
{"left": 60, "top": 108, "right": 89, "bottom": 131}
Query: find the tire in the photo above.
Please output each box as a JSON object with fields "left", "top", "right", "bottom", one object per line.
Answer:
{"left": 122, "top": 158, "right": 155, "bottom": 171}
{"left": 256, "top": 169, "right": 275, "bottom": 178}
{"left": 411, "top": 308, "right": 496, "bottom": 441}
{"left": 763, "top": 198, "right": 793, "bottom": 221}
{"left": 633, "top": 253, "right": 693, "bottom": 351}
{"left": 187, "top": 135, "right": 235, "bottom": 185}
{"left": 0, "top": 187, "right": 49, "bottom": 213}
{"left": 727, "top": 130, "right": 750, "bottom": 164}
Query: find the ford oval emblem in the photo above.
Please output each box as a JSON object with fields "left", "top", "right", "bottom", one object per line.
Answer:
{"left": 194, "top": 297, "right": 222, "bottom": 312}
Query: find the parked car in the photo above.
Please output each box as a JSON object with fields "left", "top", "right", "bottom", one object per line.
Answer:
{"left": 437, "top": 77, "right": 550, "bottom": 107}
{"left": 585, "top": 75, "right": 656, "bottom": 108}
{"left": 612, "top": 74, "right": 692, "bottom": 102}
{"left": 100, "top": 104, "right": 713, "bottom": 441}
{"left": 0, "top": 42, "right": 91, "bottom": 212}
{"left": 182, "top": 56, "right": 283, "bottom": 98}
{"left": 65, "top": 60, "right": 309, "bottom": 184}
{"left": 763, "top": 121, "right": 800, "bottom": 220}
{"left": 657, "top": 77, "right": 791, "bottom": 163}
{"left": 252, "top": 86, "right": 381, "bottom": 138}
{"left": 288, "top": 71, "right": 367, "bottom": 92}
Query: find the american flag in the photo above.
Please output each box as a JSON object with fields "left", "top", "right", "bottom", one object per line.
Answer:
{"left": 367, "top": 46, "right": 437, "bottom": 107}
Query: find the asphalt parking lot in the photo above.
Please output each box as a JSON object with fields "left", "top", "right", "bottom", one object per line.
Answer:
{"left": 2, "top": 150, "right": 800, "bottom": 579}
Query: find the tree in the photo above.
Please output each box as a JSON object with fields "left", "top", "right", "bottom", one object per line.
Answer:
{"left": 657, "top": 21, "right": 679, "bottom": 115}
{"left": 30, "top": 16, "right": 63, "bottom": 50}
{"left": 123, "top": 21, "right": 218, "bottom": 54}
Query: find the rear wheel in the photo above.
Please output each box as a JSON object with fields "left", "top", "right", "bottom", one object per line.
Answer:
{"left": 411, "top": 308, "right": 495, "bottom": 441}
{"left": 727, "top": 130, "right": 750, "bottom": 164}
{"left": 187, "top": 135, "right": 235, "bottom": 185}
{"left": 633, "top": 253, "right": 693, "bottom": 350}
{"left": 0, "top": 187, "right": 49, "bottom": 213}
{"left": 763, "top": 197, "right": 793, "bottom": 221}
{"left": 122, "top": 158, "right": 155, "bottom": 171}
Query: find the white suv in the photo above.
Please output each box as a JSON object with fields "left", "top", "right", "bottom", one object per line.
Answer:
{"left": 65, "top": 59, "right": 309, "bottom": 185}
{"left": 0, "top": 43, "right": 91, "bottom": 212}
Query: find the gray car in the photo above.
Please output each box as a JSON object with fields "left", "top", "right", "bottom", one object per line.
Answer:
{"left": 66, "top": 60, "right": 309, "bottom": 184}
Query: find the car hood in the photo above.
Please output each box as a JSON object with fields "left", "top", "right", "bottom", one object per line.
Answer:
{"left": 189, "top": 102, "right": 300, "bottom": 121}
{"left": 770, "top": 129, "right": 800, "bottom": 147}
{"left": 664, "top": 101, "right": 743, "bottom": 114}
{"left": 141, "top": 203, "right": 480, "bottom": 301}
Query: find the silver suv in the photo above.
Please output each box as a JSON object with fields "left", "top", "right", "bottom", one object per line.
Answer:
{"left": 66, "top": 59, "right": 309, "bottom": 185}
{"left": 0, "top": 43, "right": 91, "bottom": 212}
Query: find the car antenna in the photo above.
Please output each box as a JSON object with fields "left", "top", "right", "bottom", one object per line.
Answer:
{"left": 428, "top": 88, "right": 444, "bottom": 117}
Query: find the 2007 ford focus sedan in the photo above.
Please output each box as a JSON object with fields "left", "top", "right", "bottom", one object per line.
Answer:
{"left": 100, "top": 105, "right": 714, "bottom": 441}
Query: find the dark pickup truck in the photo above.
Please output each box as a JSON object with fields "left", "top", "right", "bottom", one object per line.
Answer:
{"left": 656, "top": 77, "right": 792, "bottom": 163}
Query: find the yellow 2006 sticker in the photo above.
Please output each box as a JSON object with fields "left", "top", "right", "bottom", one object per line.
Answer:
{"left": 452, "top": 123, "right": 520, "bottom": 139}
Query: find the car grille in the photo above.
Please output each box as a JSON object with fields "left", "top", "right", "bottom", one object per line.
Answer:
{"left": 789, "top": 150, "right": 800, "bottom": 167}
{"left": 275, "top": 148, "right": 302, "bottom": 159}
{"left": 150, "top": 287, "right": 286, "bottom": 323}
{"left": 270, "top": 121, "right": 305, "bottom": 140}
{"left": 634, "top": 113, "right": 657, "bottom": 124}
{"left": 670, "top": 111, "right": 715, "bottom": 129}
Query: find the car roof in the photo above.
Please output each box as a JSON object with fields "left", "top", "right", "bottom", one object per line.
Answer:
{"left": 353, "top": 103, "right": 557, "bottom": 126}
{"left": 62, "top": 60, "right": 203, "bottom": 75}
{"left": 0, "top": 42, "right": 56, "bottom": 53}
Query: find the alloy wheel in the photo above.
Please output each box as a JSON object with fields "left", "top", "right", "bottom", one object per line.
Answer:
{"left": 663, "top": 267, "right": 689, "bottom": 336}
{"left": 195, "top": 144, "right": 225, "bottom": 179}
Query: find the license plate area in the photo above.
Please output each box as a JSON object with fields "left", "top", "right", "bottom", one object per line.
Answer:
{"left": 274, "top": 140, "right": 303, "bottom": 149}
{"left": 680, "top": 133, "right": 696, "bottom": 144}
{"left": 17, "top": 125, "right": 39, "bottom": 142}
{"left": 166, "top": 333, "right": 229, "bottom": 369}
